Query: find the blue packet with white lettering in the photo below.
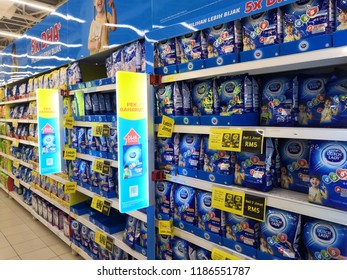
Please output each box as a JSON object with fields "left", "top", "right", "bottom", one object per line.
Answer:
{"left": 112, "top": 48, "right": 124, "bottom": 74}
{"left": 182, "top": 81, "right": 192, "bottom": 115}
{"left": 98, "top": 93, "right": 106, "bottom": 115}
{"left": 155, "top": 181, "right": 174, "bottom": 220}
{"left": 99, "top": 136, "right": 109, "bottom": 152}
{"left": 177, "top": 31, "right": 207, "bottom": 63}
{"left": 72, "top": 159, "right": 81, "bottom": 180}
{"left": 123, "top": 216, "right": 139, "bottom": 248}
{"left": 109, "top": 128, "right": 117, "bottom": 156}
{"left": 85, "top": 94, "right": 93, "bottom": 115}
{"left": 71, "top": 127, "right": 78, "bottom": 149}
{"left": 79, "top": 160, "right": 88, "bottom": 184}
{"left": 104, "top": 93, "right": 112, "bottom": 114}
{"left": 156, "top": 83, "right": 175, "bottom": 116}
{"left": 192, "top": 79, "right": 219, "bottom": 115}
{"left": 87, "top": 128, "right": 96, "bottom": 151}
{"left": 157, "top": 38, "right": 177, "bottom": 66}
{"left": 178, "top": 134, "right": 201, "bottom": 170}
{"left": 77, "top": 128, "right": 86, "bottom": 150}
{"left": 124, "top": 42, "right": 137, "bottom": 72}
{"left": 105, "top": 56, "right": 114, "bottom": 78}
{"left": 173, "top": 184, "right": 196, "bottom": 225}
{"left": 172, "top": 237, "right": 190, "bottom": 260}
{"left": 91, "top": 93, "right": 100, "bottom": 115}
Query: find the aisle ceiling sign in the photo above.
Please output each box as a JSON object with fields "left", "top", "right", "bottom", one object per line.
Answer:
{"left": 117, "top": 71, "right": 149, "bottom": 213}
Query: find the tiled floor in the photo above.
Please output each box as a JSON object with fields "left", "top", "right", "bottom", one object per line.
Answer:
{"left": 0, "top": 189, "right": 83, "bottom": 260}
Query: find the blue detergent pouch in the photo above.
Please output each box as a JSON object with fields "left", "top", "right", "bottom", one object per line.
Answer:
{"left": 309, "top": 140, "right": 347, "bottom": 211}
{"left": 79, "top": 160, "right": 88, "bottom": 184}
{"left": 173, "top": 184, "right": 196, "bottom": 225}
{"left": 156, "top": 234, "right": 172, "bottom": 260}
{"left": 71, "top": 127, "right": 78, "bottom": 149}
{"left": 157, "top": 38, "right": 177, "bottom": 67}
{"left": 172, "top": 237, "right": 190, "bottom": 260}
{"left": 155, "top": 83, "right": 174, "bottom": 116}
{"left": 260, "top": 75, "right": 299, "bottom": 126}
{"left": 177, "top": 31, "right": 207, "bottom": 63}
{"left": 77, "top": 127, "right": 86, "bottom": 150}
{"left": 98, "top": 93, "right": 106, "bottom": 115}
{"left": 323, "top": 74, "right": 347, "bottom": 128}
{"left": 124, "top": 42, "right": 137, "bottom": 72}
{"left": 336, "top": 0, "right": 347, "bottom": 31}
{"left": 155, "top": 181, "right": 174, "bottom": 220}
{"left": 235, "top": 138, "right": 274, "bottom": 192}
{"left": 91, "top": 93, "right": 100, "bottom": 115}
{"left": 178, "top": 134, "right": 201, "bottom": 170}
{"left": 303, "top": 217, "right": 347, "bottom": 260}
{"left": 298, "top": 74, "right": 329, "bottom": 126}
{"left": 123, "top": 216, "right": 139, "bottom": 248}
{"left": 279, "top": 139, "right": 311, "bottom": 193}
{"left": 85, "top": 94, "right": 93, "bottom": 115}
{"left": 224, "top": 213, "right": 260, "bottom": 248}
{"left": 218, "top": 75, "right": 253, "bottom": 115}
{"left": 112, "top": 48, "right": 124, "bottom": 74}
{"left": 192, "top": 79, "right": 217, "bottom": 116}
{"left": 260, "top": 206, "right": 301, "bottom": 260}
{"left": 283, "top": 0, "right": 334, "bottom": 42}
{"left": 195, "top": 190, "right": 222, "bottom": 235}
{"left": 242, "top": 8, "right": 283, "bottom": 51}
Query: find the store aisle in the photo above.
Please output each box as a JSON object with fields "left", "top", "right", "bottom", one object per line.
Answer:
{"left": 0, "top": 189, "right": 83, "bottom": 260}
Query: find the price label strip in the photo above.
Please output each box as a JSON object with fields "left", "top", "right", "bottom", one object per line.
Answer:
{"left": 12, "top": 121, "right": 18, "bottom": 128}
{"left": 13, "top": 160, "right": 20, "bottom": 169}
{"left": 157, "top": 115, "right": 175, "bottom": 138}
{"left": 94, "top": 229, "right": 114, "bottom": 253}
{"left": 63, "top": 148, "right": 77, "bottom": 161}
{"left": 91, "top": 195, "right": 111, "bottom": 216}
{"left": 158, "top": 219, "right": 174, "bottom": 237}
{"left": 12, "top": 139, "right": 19, "bottom": 147}
{"left": 212, "top": 248, "right": 242, "bottom": 260}
{"left": 64, "top": 117, "right": 74, "bottom": 129}
{"left": 92, "top": 158, "right": 110, "bottom": 176}
{"left": 102, "top": 124, "right": 110, "bottom": 137}
{"left": 92, "top": 123, "right": 103, "bottom": 137}
{"left": 64, "top": 182, "right": 77, "bottom": 194}
{"left": 14, "top": 179, "right": 20, "bottom": 188}
{"left": 212, "top": 187, "right": 266, "bottom": 222}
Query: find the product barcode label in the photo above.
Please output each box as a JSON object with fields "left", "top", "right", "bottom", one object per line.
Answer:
{"left": 130, "top": 185, "right": 138, "bottom": 197}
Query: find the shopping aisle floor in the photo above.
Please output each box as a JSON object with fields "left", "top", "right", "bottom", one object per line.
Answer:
{"left": 0, "top": 189, "right": 83, "bottom": 260}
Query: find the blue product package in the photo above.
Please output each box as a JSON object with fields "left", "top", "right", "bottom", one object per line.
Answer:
{"left": 88, "top": 230, "right": 100, "bottom": 258}
{"left": 105, "top": 56, "right": 114, "bottom": 78}
{"left": 196, "top": 190, "right": 222, "bottom": 234}
{"left": 192, "top": 79, "right": 218, "bottom": 116}
{"left": 235, "top": 138, "right": 274, "bottom": 192}
{"left": 260, "top": 207, "right": 301, "bottom": 259}
{"left": 157, "top": 38, "right": 177, "bottom": 66}
{"left": 123, "top": 216, "right": 138, "bottom": 248}
{"left": 112, "top": 48, "right": 124, "bottom": 74}
{"left": 218, "top": 75, "right": 253, "bottom": 115}
{"left": 99, "top": 136, "right": 109, "bottom": 152}
{"left": 253, "top": 77, "right": 260, "bottom": 112}
{"left": 98, "top": 173, "right": 111, "bottom": 192}
{"left": 201, "top": 136, "right": 233, "bottom": 175}
{"left": 71, "top": 127, "right": 78, "bottom": 149}
{"left": 157, "top": 136, "right": 176, "bottom": 166}
{"left": 79, "top": 160, "right": 88, "bottom": 184}
{"left": 156, "top": 83, "right": 175, "bottom": 116}
{"left": 303, "top": 218, "right": 347, "bottom": 260}
{"left": 224, "top": 212, "right": 260, "bottom": 248}
{"left": 91, "top": 93, "right": 100, "bottom": 115}
{"left": 109, "top": 128, "right": 117, "bottom": 155}
{"left": 204, "top": 20, "right": 242, "bottom": 57}
{"left": 77, "top": 128, "right": 86, "bottom": 150}
{"left": 98, "top": 93, "right": 106, "bottom": 115}
{"left": 177, "top": 31, "right": 207, "bottom": 63}
{"left": 174, "top": 185, "right": 196, "bottom": 225}
{"left": 104, "top": 93, "right": 112, "bottom": 114}
{"left": 182, "top": 81, "right": 192, "bottom": 115}
{"left": 242, "top": 8, "right": 282, "bottom": 51}
{"left": 156, "top": 234, "right": 172, "bottom": 260}
{"left": 70, "top": 219, "right": 82, "bottom": 243}
{"left": 67, "top": 62, "right": 82, "bottom": 85}
{"left": 123, "top": 42, "right": 137, "bottom": 72}
{"left": 122, "top": 142, "right": 143, "bottom": 179}
{"left": 87, "top": 128, "right": 96, "bottom": 151}
{"left": 71, "top": 159, "right": 81, "bottom": 180}
{"left": 196, "top": 247, "right": 211, "bottom": 260}
{"left": 279, "top": 139, "right": 311, "bottom": 193}
{"left": 85, "top": 94, "right": 93, "bottom": 115}
{"left": 282, "top": 0, "right": 334, "bottom": 43}
{"left": 298, "top": 75, "right": 329, "bottom": 126}
{"left": 322, "top": 75, "right": 347, "bottom": 127}
{"left": 89, "top": 163, "right": 99, "bottom": 187}
{"left": 139, "top": 221, "right": 147, "bottom": 248}
{"left": 172, "top": 237, "right": 190, "bottom": 260}
{"left": 178, "top": 134, "right": 201, "bottom": 170}
{"left": 309, "top": 140, "right": 347, "bottom": 211}
{"left": 260, "top": 76, "right": 299, "bottom": 126}
{"left": 80, "top": 225, "right": 90, "bottom": 248}
{"left": 155, "top": 181, "right": 174, "bottom": 220}
{"left": 336, "top": 0, "right": 347, "bottom": 31}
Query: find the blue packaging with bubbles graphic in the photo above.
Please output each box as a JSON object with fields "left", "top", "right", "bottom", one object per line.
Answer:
{"left": 279, "top": 139, "right": 311, "bottom": 193}
{"left": 260, "top": 76, "right": 299, "bottom": 126}
{"left": 309, "top": 140, "right": 347, "bottom": 211}
{"left": 283, "top": 0, "right": 334, "bottom": 42}
{"left": 201, "top": 136, "right": 233, "bottom": 175}
{"left": 174, "top": 185, "right": 196, "bottom": 225}
{"left": 260, "top": 207, "right": 301, "bottom": 259}
{"left": 322, "top": 75, "right": 347, "bottom": 128}
{"left": 242, "top": 8, "right": 282, "bottom": 51}
{"left": 172, "top": 237, "right": 190, "bottom": 260}
{"left": 195, "top": 190, "right": 222, "bottom": 235}
{"left": 298, "top": 75, "right": 329, "bottom": 126}
{"left": 224, "top": 213, "right": 260, "bottom": 248}
{"left": 155, "top": 181, "right": 174, "bottom": 220}
{"left": 178, "top": 134, "right": 201, "bottom": 170}
{"left": 204, "top": 21, "right": 242, "bottom": 57}
{"left": 336, "top": 0, "right": 347, "bottom": 31}
{"left": 235, "top": 138, "right": 274, "bottom": 192}
{"left": 218, "top": 75, "right": 253, "bottom": 115}
{"left": 192, "top": 79, "right": 219, "bottom": 116}
{"left": 303, "top": 218, "right": 347, "bottom": 260}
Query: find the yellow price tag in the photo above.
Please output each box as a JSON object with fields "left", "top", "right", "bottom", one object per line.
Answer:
{"left": 212, "top": 187, "right": 245, "bottom": 216}
{"left": 211, "top": 248, "right": 242, "bottom": 260}
{"left": 209, "top": 128, "right": 242, "bottom": 152}
{"left": 64, "top": 182, "right": 77, "bottom": 194}
{"left": 91, "top": 195, "right": 105, "bottom": 213}
{"left": 92, "top": 123, "right": 103, "bottom": 137}
{"left": 13, "top": 160, "right": 20, "bottom": 168}
{"left": 14, "top": 179, "right": 20, "bottom": 188}
{"left": 64, "top": 148, "right": 77, "bottom": 160}
{"left": 64, "top": 117, "right": 74, "bottom": 129}
{"left": 12, "top": 121, "right": 18, "bottom": 128}
{"left": 12, "top": 139, "right": 19, "bottom": 147}
{"left": 157, "top": 115, "right": 175, "bottom": 138}
{"left": 158, "top": 219, "right": 173, "bottom": 236}
{"left": 94, "top": 229, "right": 114, "bottom": 253}
{"left": 92, "top": 158, "right": 110, "bottom": 175}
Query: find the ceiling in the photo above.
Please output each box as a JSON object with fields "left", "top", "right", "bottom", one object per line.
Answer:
{"left": 0, "top": 0, "right": 66, "bottom": 51}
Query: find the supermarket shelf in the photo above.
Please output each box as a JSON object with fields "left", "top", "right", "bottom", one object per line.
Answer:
{"left": 76, "top": 153, "right": 118, "bottom": 168}
{"left": 0, "top": 182, "right": 9, "bottom": 194}
{"left": 173, "top": 227, "right": 253, "bottom": 260}
{"left": 71, "top": 243, "right": 93, "bottom": 260}
{"left": 20, "top": 180, "right": 31, "bottom": 190}
{"left": 69, "top": 83, "right": 116, "bottom": 95}
{"left": 162, "top": 46, "right": 347, "bottom": 83}
{"left": 0, "top": 96, "right": 36, "bottom": 105}
{"left": 76, "top": 185, "right": 147, "bottom": 222}
{"left": 0, "top": 118, "right": 37, "bottom": 124}
{"left": 157, "top": 125, "right": 347, "bottom": 141}
{"left": 0, "top": 166, "right": 15, "bottom": 179}
{"left": 74, "top": 121, "right": 113, "bottom": 128}
{"left": 9, "top": 190, "right": 33, "bottom": 213}
{"left": 71, "top": 212, "right": 147, "bottom": 260}
{"left": 0, "top": 151, "right": 38, "bottom": 171}
{"left": 165, "top": 175, "right": 347, "bottom": 226}
{"left": 46, "top": 173, "right": 69, "bottom": 185}
{"left": 0, "top": 135, "right": 38, "bottom": 147}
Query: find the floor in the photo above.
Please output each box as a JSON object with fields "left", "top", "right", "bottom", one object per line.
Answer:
{"left": 0, "top": 188, "right": 83, "bottom": 260}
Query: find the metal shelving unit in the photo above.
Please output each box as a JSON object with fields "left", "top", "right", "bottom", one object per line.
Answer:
{"left": 68, "top": 83, "right": 116, "bottom": 96}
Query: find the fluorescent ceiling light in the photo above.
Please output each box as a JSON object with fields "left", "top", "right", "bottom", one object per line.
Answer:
{"left": 10, "top": 0, "right": 55, "bottom": 13}
{"left": 0, "top": 31, "right": 21, "bottom": 39}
